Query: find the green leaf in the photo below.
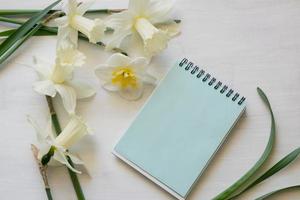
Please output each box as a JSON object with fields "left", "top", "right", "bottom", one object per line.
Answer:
{"left": 0, "top": 29, "right": 15, "bottom": 37}
{"left": 254, "top": 185, "right": 300, "bottom": 200}
{"left": 0, "top": 9, "right": 54, "bottom": 16}
{"left": 213, "top": 87, "right": 276, "bottom": 200}
{"left": 229, "top": 147, "right": 300, "bottom": 199}
{"left": 0, "top": 9, "right": 113, "bottom": 16}
{"left": 0, "top": 28, "right": 58, "bottom": 39}
{"left": 0, "top": 24, "right": 42, "bottom": 63}
{"left": 0, "top": 0, "right": 61, "bottom": 65}
{"left": 0, "top": 16, "right": 24, "bottom": 24}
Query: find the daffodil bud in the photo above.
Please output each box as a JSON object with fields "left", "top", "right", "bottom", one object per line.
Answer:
{"left": 55, "top": 116, "right": 90, "bottom": 149}
{"left": 71, "top": 15, "right": 105, "bottom": 44}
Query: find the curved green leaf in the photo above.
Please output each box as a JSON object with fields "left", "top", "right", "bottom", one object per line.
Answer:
{"left": 0, "top": 0, "right": 61, "bottom": 65}
{"left": 254, "top": 185, "right": 300, "bottom": 200}
{"left": 213, "top": 87, "right": 276, "bottom": 200}
{"left": 229, "top": 147, "right": 300, "bottom": 199}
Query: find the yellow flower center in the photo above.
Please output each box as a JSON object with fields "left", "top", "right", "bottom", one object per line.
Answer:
{"left": 111, "top": 67, "right": 138, "bottom": 89}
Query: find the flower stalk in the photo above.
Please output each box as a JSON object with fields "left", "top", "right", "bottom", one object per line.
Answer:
{"left": 31, "top": 144, "right": 53, "bottom": 200}
{"left": 45, "top": 95, "right": 86, "bottom": 200}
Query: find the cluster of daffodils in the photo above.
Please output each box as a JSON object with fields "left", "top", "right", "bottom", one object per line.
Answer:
{"left": 30, "top": 0, "right": 180, "bottom": 173}
{"left": 105, "top": 0, "right": 180, "bottom": 57}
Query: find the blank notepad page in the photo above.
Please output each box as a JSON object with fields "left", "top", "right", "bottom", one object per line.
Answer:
{"left": 114, "top": 58, "right": 246, "bottom": 199}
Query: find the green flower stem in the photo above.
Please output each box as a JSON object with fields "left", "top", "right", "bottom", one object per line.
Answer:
{"left": 45, "top": 95, "right": 86, "bottom": 200}
{"left": 41, "top": 146, "right": 56, "bottom": 165}
{"left": 45, "top": 188, "right": 53, "bottom": 200}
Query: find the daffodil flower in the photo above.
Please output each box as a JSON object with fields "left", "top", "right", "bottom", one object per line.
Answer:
{"left": 105, "top": 0, "right": 180, "bottom": 57}
{"left": 55, "top": 0, "right": 105, "bottom": 45}
{"left": 32, "top": 56, "right": 96, "bottom": 114}
{"left": 95, "top": 53, "right": 156, "bottom": 100}
{"left": 28, "top": 115, "right": 91, "bottom": 173}
{"left": 56, "top": 40, "right": 86, "bottom": 68}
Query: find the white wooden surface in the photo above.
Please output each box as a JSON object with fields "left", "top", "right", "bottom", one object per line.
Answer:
{"left": 0, "top": 0, "right": 300, "bottom": 199}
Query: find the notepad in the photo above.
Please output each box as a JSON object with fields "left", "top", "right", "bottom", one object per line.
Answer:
{"left": 113, "top": 58, "right": 246, "bottom": 200}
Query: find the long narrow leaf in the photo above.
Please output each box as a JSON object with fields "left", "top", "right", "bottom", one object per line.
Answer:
{"left": 254, "top": 185, "right": 300, "bottom": 200}
{"left": 0, "top": 28, "right": 57, "bottom": 38}
{"left": 0, "top": 29, "right": 56, "bottom": 38}
{"left": 0, "top": 24, "right": 42, "bottom": 64}
{"left": 0, "top": 9, "right": 56, "bottom": 16}
{"left": 213, "top": 87, "right": 276, "bottom": 200}
{"left": 229, "top": 147, "right": 300, "bottom": 199}
{"left": 0, "top": 16, "right": 24, "bottom": 24}
{"left": 0, "top": 0, "right": 61, "bottom": 65}
{"left": 0, "top": 29, "right": 15, "bottom": 37}
{"left": 0, "top": 9, "right": 117, "bottom": 16}
{"left": 0, "top": 16, "right": 58, "bottom": 33}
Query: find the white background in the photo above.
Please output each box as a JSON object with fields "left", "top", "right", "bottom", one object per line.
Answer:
{"left": 0, "top": 0, "right": 300, "bottom": 199}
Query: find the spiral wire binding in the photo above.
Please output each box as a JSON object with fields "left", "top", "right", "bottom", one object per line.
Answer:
{"left": 179, "top": 58, "right": 246, "bottom": 105}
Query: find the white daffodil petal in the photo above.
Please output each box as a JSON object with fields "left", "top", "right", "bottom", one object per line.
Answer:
{"left": 57, "top": 43, "right": 86, "bottom": 68}
{"left": 105, "top": 11, "right": 134, "bottom": 30}
{"left": 119, "top": 83, "right": 144, "bottom": 100}
{"left": 71, "top": 16, "right": 104, "bottom": 44}
{"left": 55, "top": 115, "right": 89, "bottom": 149}
{"left": 141, "top": 74, "right": 157, "bottom": 85}
{"left": 66, "top": 152, "right": 84, "bottom": 165}
{"left": 106, "top": 53, "right": 131, "bottom": 67}
{"left": 77, "top": 0, "right": 94, "bottom": 15}
{"left": 27, "top": 116, "right": 47, "bottom": 143}
{"left": 130, "top": 57, "right": 149, "bottom": 70}
{"left": 33, "top": 80, "right": 57, "bottom": 97}
{"left": 146, "top": 0, "right": 174, "bottom": 24}
{"left": 144, "top": 30, "right": 169, "bottom": 56}
{"left": 156, "top": 21, "right": 181, "bottom": 37}
{"left": 53, "top": 151, "right": 82, "bottom": 173}
{"left": 33, "top": 56, "right": 52, "bottom": 79}
{"left": 95, "top": 67, "right": 114, "bottom": 83}
{"left": 54, "top": 16, "right": 68, "bottom": 26}
{"left": 68, "top": 27, "right": 79, "bottom": 47}
{"left": 128, "top": 0, "right": 149, "bottom": 15}
{"left": 50, "top": 62, "right": 70, "bottom": 84}
{"left": 135, "top": 18, "right": 170, "bottom": 56}
{"left": 66, "top": 0, "right": 78, "bottom": 15}
{"left": 106, "top": 28, "right": 131, "bottom": 50}
{"left": 102, "top": 83, "right": 119, "bottom": 92}
{"left": 55, "top": 84, "right": 77, "bottom": 114}
{"left": 67, "top": 80, "right": 96, "bottom": 99}
{"left": 125, "top": 31, "right": 148, "bottom": 58}
{"left": 57, "top": 25, "right": 78, "bottom": 48}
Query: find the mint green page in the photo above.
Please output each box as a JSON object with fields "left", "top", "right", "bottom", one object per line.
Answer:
{"left": 114, "top": 60, "right": 246, "bottom": 198}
